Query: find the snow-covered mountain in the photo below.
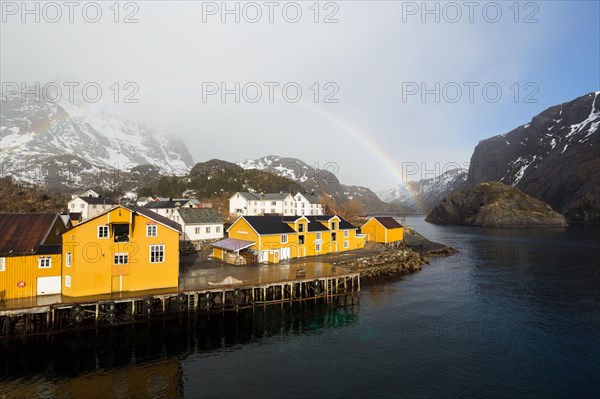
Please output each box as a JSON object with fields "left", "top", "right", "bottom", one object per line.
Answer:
{"left": 469, "top": 91, "right": 599, "bottom": 222}
{"left": 0, "top": 92, "right": 193, "bottom": 190}
{"left": 377, "top": 169, "right": 468, "bottom": 214}
{"left": 237, "top": 155, "right": 409, "bottom": 213}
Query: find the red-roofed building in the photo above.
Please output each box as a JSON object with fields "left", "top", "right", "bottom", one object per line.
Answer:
{"left": 0, "top": 213, "right": 67, "bottom": 300}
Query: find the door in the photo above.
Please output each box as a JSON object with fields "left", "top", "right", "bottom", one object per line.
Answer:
{"left": 111, "top": 275, "right": 131, "bottom": 292}
{"left": 279, "top": 247, "right": 290, "bottom": 260}
{"left": 37, "top": 276, "right": 61, "bottom": 295}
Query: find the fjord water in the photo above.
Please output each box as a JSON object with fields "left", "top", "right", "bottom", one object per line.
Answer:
{"left": 1, "top": 217, "right": 599, "bottom": 398}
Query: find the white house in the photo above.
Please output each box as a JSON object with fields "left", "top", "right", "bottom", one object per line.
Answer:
{"left": 143, "top": 199, "right": 196, "bottom": 218}
{"left": 70, "top": 189, "right": 99, "bottom": 200}
{"left": 229, "top": 192, "right": 295, "bottom": 216}
{"left": 67, "top": 196, "right": 118, "bottom": 220}
{"left": 172, "top": 208, "right": 224, "bottom": 249}
{"left": 294, "top": 192, "right": 324, "bottom": 215}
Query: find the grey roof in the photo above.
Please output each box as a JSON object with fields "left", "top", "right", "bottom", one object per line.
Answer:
{"left": 298, "top": 192, "right": 322, "bottom": 204}
{"left": 211, "top": 238, "right": 255, "bottom": 251}
{"left": 237, "top": 192, "right": 292, "bottom": 201}
{"left": 78, "top": 197, "right": 118, "bottom": 205}
{"left": 176, "top": 208, "right": 223, "bottom": 224}
{"left": 144, "top": 200, "right": 193, "bottom": 209}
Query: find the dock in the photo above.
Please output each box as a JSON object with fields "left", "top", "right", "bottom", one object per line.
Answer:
{"left": 0, "top": 261, "right": 360, "bottom": 338}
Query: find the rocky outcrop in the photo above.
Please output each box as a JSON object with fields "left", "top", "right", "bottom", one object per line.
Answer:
{"left": 426, "top": 182, "right": 567, "bottom": 227}
{"left": 333, "top": 249, "right": 429, "bottom": 280}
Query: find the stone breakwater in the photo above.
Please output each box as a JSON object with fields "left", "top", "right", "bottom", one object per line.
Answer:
{"left": 333, "top": 249, "right": 430, "bottom": 280}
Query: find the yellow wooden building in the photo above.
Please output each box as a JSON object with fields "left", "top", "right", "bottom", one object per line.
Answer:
{"left": 61, "top": 206, "right": 181, "bottom": 297}
{"left": 0, "top": 213, "right": 67, "bottom": 301}
{"left": 213, "top": 215, "right": 366, "bottom": 264}
{"left": 361, "top": 216, "right": 404, "bottom": 243}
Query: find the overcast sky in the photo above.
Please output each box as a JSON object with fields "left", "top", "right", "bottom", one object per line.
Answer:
{"left": 1, "top": 1, "right": 599, "bottom": 191}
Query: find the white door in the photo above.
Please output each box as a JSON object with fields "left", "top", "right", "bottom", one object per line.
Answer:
{"left": 279, "top": 248, "right": 290, "bottom": 260}
{"left": 37, "top": 276, "right": 62, "bottom": 295}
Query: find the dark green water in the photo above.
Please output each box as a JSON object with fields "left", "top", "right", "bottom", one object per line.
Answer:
{"left": 1, "top": 217, "right": 599, "bottom": 398}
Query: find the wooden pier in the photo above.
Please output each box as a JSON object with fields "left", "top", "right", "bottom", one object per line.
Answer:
{"left": 0, "top": 273, "right": 360, "bottom": 338}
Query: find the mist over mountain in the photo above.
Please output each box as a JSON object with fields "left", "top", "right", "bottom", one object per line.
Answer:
{"left": 0, "top": 93, "right": 194, "bottom": 190}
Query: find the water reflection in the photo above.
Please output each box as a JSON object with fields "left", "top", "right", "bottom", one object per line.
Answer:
{"left": 0, "top": 300, "right": 359, "bottom": 398}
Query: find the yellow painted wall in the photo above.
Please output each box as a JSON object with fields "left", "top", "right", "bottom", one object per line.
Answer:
{"left": 0, "top": 253, "right": 62, "bottom": 300}
{"left": 361, "top": 218, "right": 404, "bottom": 243}
{"left": 226, "top": 217, "right": 363, "bottom": 263}
{"left": 62, "top": 207, "right": 179, "bottom": 297}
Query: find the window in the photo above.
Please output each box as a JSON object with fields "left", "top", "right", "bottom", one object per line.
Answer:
{"left": 206, "top": 226, "right": 211, "bottom": 234}
{"left": 150, "top": 244, "right": 165, "bottom": 263}
{"left": 113, "top": 224, "right": 129, "bottom": 243}
{"left": 299, "top": 235, "right": 305, "bottom": 245}
{"left": 344, "top": 230, "right": 350, "bottom": 238}
{"left": 298, "top": 223, "right": 304, "bottom": 232}
{"left": 38, "top": 257, "right": 52, "bottom": 268}
{"left": 281, "top": 234, "right": 288, "bottom": 243}
{"left": 271, "top": 208, "right": 275, "bottom": 213}
{"left": 344, "top": 240, "right": 349, "bottom": 249}
{"left": 65, "top": 275, "right": 71, "bottom": 288}
{"left": 80, "top": 203, "right": 84, "bottom": 208}
{"left": 332, "top": 232, "right": 337, "bottom": 241}
{"left": 147, "top": 224, "right": 157, "bottom": 237}
{"left": 272, "top": 201, "right": 277, "bottom": 205}
{"left": 315, "top": 243, "right": 321, "bottom": 252}
{"left": 70, "top": 203, "right": 75, "bottom": 209}
{"left": 316, "top": 232, "right": 322, "bottom": 240}
{"left": 0, "top": 257, "right": 5, "bottom": 272}
{"left": 216, "top": 226, "right": 221, "bottom": 233}
{"left": 301, "top": 203, "right": 305, "bottom": 208}
{"left": 261, "top": 209, "right": 265, "bottom": 214}
{"left": 92, "top": 204, "right": 97, "bottom": 209}
{"left": 195, "top": 227, "right": 201, "bottom": 234}
{"left": 66, "top": 252, "right": 72, "bottom": 267}
{"left": 331, "top": 222, "right": 337, "bottom": 230}
{"left": 114, "top": 252, "right": 129, "bottom": 264}
{"left": 98, "top": 225, "right": 109, "bottom": 238}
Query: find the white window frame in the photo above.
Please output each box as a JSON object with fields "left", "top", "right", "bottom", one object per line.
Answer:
{"left": 147, "top": 224, "right": 157, "bottom": 237}
{"left": 206, "top": 226, "right": 211, "bottom": 234}
{"left": 216, "top": 226, "right": 221, "bottom": 233}
{"left": 150, "top": 244, "right": 165, "bottom": 263}
{"left": 66, "top": 252, "right": 72, "bottom": 267}
{"left": 0, "top": 257, "right": 5, "bottom": 272}
{"left": 195, "top": 227, "right": 201, "bottom": 234}
{"left": 65, "top": 275, "right": 71, "bottom": 288}
{"left": 98, "top": 225, "right": 109, "bottom": 239}
{"left": 315, "top": 243, "right": 321, "bottom": 252}
{"left": 114, "top": 252, "right": 129, "bottom": 265}
{"left": 316, "top": 232, "right": 322, "bottom": 240}
{"left": 281, "top": 234, "right": 288, "bottom": 243}
{"left": 344, "top": 240, "right": 349, "bottom": 249}
{"left": 344, "top": 230, "right": 350, "bottom": 238}
{"left": 38, "top": 257, "right": 52, "bottom": 269}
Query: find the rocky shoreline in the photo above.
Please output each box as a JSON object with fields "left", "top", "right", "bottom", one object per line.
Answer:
{"left": 333, "top": 248, "right": 430, "bottom": 280}
{"left": 329, "top": 228, "right": 457, "bottom": 281}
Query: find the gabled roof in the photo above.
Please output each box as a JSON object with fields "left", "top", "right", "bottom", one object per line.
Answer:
{"left": 308, "top": 215, "right": 357, "bottom": 230}
{"left": 234, "top": 192, "right": 292, "bottom": 201}
{"left": 75, "top": 196, "right": 118, "bottom": 205}
{"left": 240, "top": 216, "right": 296, "bottom": 235}
{"left": 0, "top": 213, "right": 61, "bottom": 255}
{"left": 123, "top": 206, "right": 182, "bottom": 232}
{"left": 144, "top": 200, "right": 193, "bottom": 209}
{"left": 296, "top": 192, "right": 322, "bottom": 204}
{"left": 175, "top": 208, "right": 223, "bottom": 224}
{"left": 371, "top": 216, "right": 403, "bottom": 229}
